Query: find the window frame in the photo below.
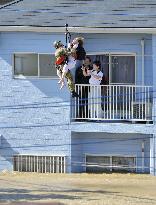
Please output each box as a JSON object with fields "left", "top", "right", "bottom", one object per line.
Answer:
{"left": 13, "top": 52, "right": 58, "bottom": 79}
{"left": 13, "top": 52, "right": 136, "bottom": 84}
{"left": 109, "top": 53, "right": 136, "bottom": 85}
{"left": 85, "top": 153, "right": 137, "bottom": 173}
{"left": 87, "top": 52, "right": 136, "bottom": 85}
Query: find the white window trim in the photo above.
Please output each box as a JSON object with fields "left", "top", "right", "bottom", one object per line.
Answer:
{"left": 38, "top": 53, "right": 40, "bottom": 77}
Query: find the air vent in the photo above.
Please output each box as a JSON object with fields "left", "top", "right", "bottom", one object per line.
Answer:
{"left": 132, "top": 102, "right": 152, "bottom": 120}
{"left": 13, "top": 155, "right": 66, "bottom": 173}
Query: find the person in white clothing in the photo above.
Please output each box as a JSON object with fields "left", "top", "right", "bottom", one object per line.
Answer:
{"left": 59, "top": 48, "right": 76, "bottom": 89}
{"left": 83, "top": 60, "right": 103, "bottom": 118}
{"left": 89, "top": 69, "right": 103, "bottom": 85}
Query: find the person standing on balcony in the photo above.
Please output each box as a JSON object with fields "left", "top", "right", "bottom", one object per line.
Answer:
{"left": 83, "top": 60, "right": 103, "bottom": 119}
{"left": 75, "top": 56, "right": 92, "bottom": 118}
{"left": 75, "top": 56, "right": 92, "bottom": 85}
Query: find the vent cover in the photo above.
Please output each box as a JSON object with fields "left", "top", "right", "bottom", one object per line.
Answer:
{"left": 13, "top": 155, "right": 66, "bottom": 173}
{"left": 132, "top": 102, "right": 152, "bottom": 120}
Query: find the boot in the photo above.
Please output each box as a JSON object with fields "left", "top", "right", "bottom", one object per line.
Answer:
{"left": 71, "top": 91, "right": 79, "bottom": 98}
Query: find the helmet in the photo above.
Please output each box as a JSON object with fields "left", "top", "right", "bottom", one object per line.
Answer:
{"left": 53, "top": 40, "right": 63, "bottom": 49}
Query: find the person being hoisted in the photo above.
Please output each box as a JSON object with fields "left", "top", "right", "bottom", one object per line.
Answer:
{"left": 70, "top": 36, "right": 86, "bottom": 82}
{"left": 58, "top": 43, "right": 77, "bottom": 89}
{"left": 53, "top": 40, "right": 79, "bottom": 98}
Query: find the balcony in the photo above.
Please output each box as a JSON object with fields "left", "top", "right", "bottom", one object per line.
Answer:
{"left": 71, "top": 84, "right": 153, "bottom": 123}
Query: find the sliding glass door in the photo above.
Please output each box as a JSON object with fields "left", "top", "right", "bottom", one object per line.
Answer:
{"left": 109, "top": 54, "right": 135, "bottom": 85}
{"left": 88, "top": 53, "right": 136, "bottom": 85}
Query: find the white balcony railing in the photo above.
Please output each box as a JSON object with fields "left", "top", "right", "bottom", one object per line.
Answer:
{"left": 71, "top": 84, "right": 153, "bottom": 122}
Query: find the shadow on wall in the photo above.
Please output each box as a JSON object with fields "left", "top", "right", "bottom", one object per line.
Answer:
{"left": 0, "top": 135, "right": 19, "bottom": 165}
{"left": 28, "top": 79, "right": 70, "bottom": 100}
{"left": 0, "top": 57, "right": 70, "bottom": 101}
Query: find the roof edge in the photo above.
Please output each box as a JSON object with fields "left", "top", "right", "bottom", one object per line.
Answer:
{"left": 0, "top": 0, "right": 23, "bottom": 9}
{"left": 1, "top": 26, "right": 156, "bottom": 34}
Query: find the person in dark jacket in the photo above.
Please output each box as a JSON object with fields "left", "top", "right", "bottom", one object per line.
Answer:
{"left": 75, "top": 56, "right": 92, "bottom": 119}
{"left": 75, "top": 56, "right": 92, "bottom": 84}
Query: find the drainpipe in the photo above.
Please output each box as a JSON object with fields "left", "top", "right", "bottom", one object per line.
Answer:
{"left": 141, "top": 140, "right": 145, "bottom": 173}
{"left": 141, "top": 39, "right": 145, "bottom": 85}
{"left": 154, "top": 136, "right": 156, "bottom": 176}
{"left": 0, "top": 134, "right": 2, "bottom": 146}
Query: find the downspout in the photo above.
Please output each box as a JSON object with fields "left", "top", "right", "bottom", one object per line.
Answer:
{"left": 141, "top": 140, "right": 145, "bottom": 173}
{"left": 154, "top": 135, "right": 156, "bottom": 176}
{"left": 141, "top": 39, "right": 145, "bottom": 85}
{"left": 0, "top": 134, "right": 2, "bottom": 147}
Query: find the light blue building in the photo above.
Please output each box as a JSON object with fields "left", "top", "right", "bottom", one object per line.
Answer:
{"left": 0, "top": 0, "right": 156, "bottom": 175}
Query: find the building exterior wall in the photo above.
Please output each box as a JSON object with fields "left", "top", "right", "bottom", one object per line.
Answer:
{"left": 71, "top": 132, "right": 150, "bottom": 173}
{"left": 83, "top": 33, "right": 153, "bottom": 85}
{"left": 0, "top": 31, "right": 155, "bottom": 174}
{"left": 0, "top": 32, "right": 71, "bottom": 172}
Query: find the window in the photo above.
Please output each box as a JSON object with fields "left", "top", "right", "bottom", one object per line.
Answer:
{"left": 86, "top": 155, "right": 110, "bottom": 173}
{"left": 13, "top": 155, "right": 66, "bottom": 173}
{"left": 13, "top": 53, "right": 57, "bottom": 78}
{"left": 86, "top": 155, "right": 136, "bottom": 173}
{"left": 39, "top": 54, "right": 56, "bottom": 77}
{"left": 112, "top": 156, "right": 136, "bottom": 172}
{"left": 14, "top": 53, "right": 135, "bottom": 82}
{"left": 110, "top": 55, "right": 135, "bottom": 84}
{"left": 87, "top": 53, "right": 135, "bottom": 85}
{"left": 14, "top": 53, "right": 38, "bottom": 76}
{"left": 88, "top": 54, "right": 109, "bottom": 80}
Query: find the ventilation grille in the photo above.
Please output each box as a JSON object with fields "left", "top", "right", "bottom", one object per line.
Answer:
{"left": 132, "top": 102, "right": 152, "bottom": 120}
{"left": 13, "top": 155, "right": 66, "bottom": 173}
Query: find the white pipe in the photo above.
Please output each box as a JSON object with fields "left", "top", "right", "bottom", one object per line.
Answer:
{"left": 150, "top": 135, "right": 155, "bottom": 175}
{"left": 141, "top": 39, "right": 145, "bottom": 85}
{"left": 154, "top": 136, "right": 156, "bottom": 176}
